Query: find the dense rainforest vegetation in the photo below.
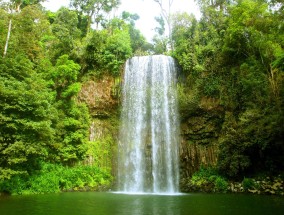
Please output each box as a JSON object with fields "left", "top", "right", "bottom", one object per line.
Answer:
{"left": 0, "top": 0, "right": 283, "bottom": 195}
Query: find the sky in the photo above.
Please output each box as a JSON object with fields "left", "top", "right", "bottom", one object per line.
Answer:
{"left": 42, "top": 0, "right": 201, "bottom": 41}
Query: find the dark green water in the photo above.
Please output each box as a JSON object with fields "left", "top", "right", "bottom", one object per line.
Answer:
{"left": 1, "top": 192, "right": 284, "bottom": 215}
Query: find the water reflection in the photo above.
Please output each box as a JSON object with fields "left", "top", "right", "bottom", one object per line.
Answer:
{"left": 1, "top": 192, "right": 284, "bottom": 215}
{"left": 122, "top": 193, "right": 181, "bottom": 215}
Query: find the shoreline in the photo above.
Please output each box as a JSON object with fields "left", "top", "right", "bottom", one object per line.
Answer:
{"left": 180, "top": 177, "right": 284, "bottom": 196}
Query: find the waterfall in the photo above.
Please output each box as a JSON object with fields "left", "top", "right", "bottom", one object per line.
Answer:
{"left": 118, "top": 55, "right": 180, "bottom": 194}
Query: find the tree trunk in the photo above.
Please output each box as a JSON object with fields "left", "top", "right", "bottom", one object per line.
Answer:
{"left": 87, "top": 15, "right": 92, "bottom": 33}
{"left": 3, "top": 19, "right": 12, "bottom": 58}
{"left": 154, "top": 0, "right": 174, "bottom": 50}
{"left": 3, "top": 0, "right": 22, "bottom": 58}
{"left": 87, "top": 11, "right": 95, "bottom": 33}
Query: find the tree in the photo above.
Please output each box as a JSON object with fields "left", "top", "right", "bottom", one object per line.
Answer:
{"left": 82, "top": 18, "right": 132, "bottom": 76}
{"left": 153, "top": 0, "right": 174, "bottom": 50}
{"left": 121, "top": 11, "right": 150, "bottom": 54}
{"left": 14, "top": 5, "right": 50, "bottom": 61}
{"left": 49, "top": 55, "right": 90, "bottom": 165}
{"left": 151, "top": 15, "right": 168, "bottom": 54}
{"left": 0, "top": 0, "right": 46, "bottom": 57}
{"left": 172, "top": 0, "right": 284, "bottom": 178}
{"left": 7, "top": 0, "right": 45, "bottom": 10}
{"left": 50, "top": 7, "right": 82, "bottom": 62}
{"left": 0, "top": 55, "right": 55, "bottom": 180}
{"left": 70, "top": 0, "right": 120, "bottom": 32}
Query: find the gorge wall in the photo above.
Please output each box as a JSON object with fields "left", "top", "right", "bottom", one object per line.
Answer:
{"left": 78, "top": 76, "right": 120, "bottom": 176}
{"left": 179, "top": 97, "right": 224, "bottom": 179}
{"left": 78, "top": 74, "right": 224, "bottom": 184}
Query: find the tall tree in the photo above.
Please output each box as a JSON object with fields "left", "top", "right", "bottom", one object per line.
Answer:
{"left": 0, "top": 55, "right": 55, "bottom": 180}
{"left": 121, "top": 11, "right": 150, "bottom": 54}
{"left": 152, "top": 15, "right": 168, "bottom": 54}
{"left": 50, "top": 7, "right": 82, "bottom": 61}
{"left": 82, "top": 20, "right": 132, "bottom": 76}
{"left": 70, "top": 0, "right": 120, "bottom": 32}
{"left": 153, "top": 0, "right": 174, "bottom": 50}
{"left": 173, "top": 0, "right": 284, "bottom": 177}
{"left": 1, "top": 0, "right": 46, "bottom": 57}
{"left": 50, "top": 55, "right": 90, "bottom": 165}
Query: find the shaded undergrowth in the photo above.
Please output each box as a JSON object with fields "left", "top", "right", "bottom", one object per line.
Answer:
{"left": 0, "top": 163, "right": 112, "bottom": 195}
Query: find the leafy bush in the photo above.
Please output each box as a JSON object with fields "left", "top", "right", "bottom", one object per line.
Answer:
{"left": 83, "top": 27, "right": 132, "bottom": 77}
{"left": 0, "top": 175, "right": 27, "bottom": 195}
{"left": 242, "top": 178, "right": 255, "bottom": 191}
{"left": 189, "top": 167, "right": 228, "bottom": 193}
{"left": 0, "top": 163, "right": 113, "bottom": 195}
{"left": 214, "top": 176, "right": 229, "bottom": 192}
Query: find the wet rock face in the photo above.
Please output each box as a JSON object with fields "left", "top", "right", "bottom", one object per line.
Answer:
{"left": 179, "top": 141, "right": 219, "bottom": 179}
{"left": 78, "top": 75, "right": 120, "bottom": 176}
{"left": 179, "top": 105, "right": 225, "bottom": 178}
{"left": 181, "top": 107, "right": 224, "bottom": 145}
{"left": 78, "top": 76, "right": 120, "bottom": 117}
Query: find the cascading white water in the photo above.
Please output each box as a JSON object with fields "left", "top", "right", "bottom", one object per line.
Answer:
{"left": 118, "top": 55, "right": 180, "bottom": 194}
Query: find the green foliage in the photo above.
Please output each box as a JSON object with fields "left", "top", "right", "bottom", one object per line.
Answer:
{"left": 46, "top": 54, "right": 90, "bottom": 165}
{"left": 70, "top": 0, "right": 121, "bottom": 32}
{"left": 84, "top": 115, "right": 119, "bottom": 172}
{"left": 154, "top": 16, "right": 165, "bottom": 36}
{"left": 0, "top": 55, "right": 55, "bottom": 180}
{"left": 1, "top": 0, "right": 282, "bottom": 196}
{"left": 242, "top": 178, "right": 255, "bottom": 191}
{"left": 87, "top": 134, "right": 114, "bottom": 170}
{"left": 0, "top": 8, "right": 9, "bottom": 51}
{"left": 272, "top": 52, "right": 284, "bottom": 71}
{"left": 177, "top": 83, "right": 200, "bottom": 118}
{"left": 173, "top": 0, "right": 284, "bottom": 179}
{"left": 152, "top": 35, "right": 168, "bottom": 55}
{"left": 104, "top": 28, "right": 132, "bottom": 75}
{"left": 52, "top": 102, "right": 90, "bottom": 165}
{"left": 50, "top": 7, "right": 82, "bottom": 61}
{"left": 7, "top": 5, "right": 50, "bottom": 61}
{"left": 51, "top": 54, "right": 81, "bottom": 96}
{"left": 214, "top": 176, "right": 228, "bottom": 192}
{"left": 201, "top": 74, "right": 221, "bottom": 97}
{"left": 0, "top": 0, "right": 133, "bottom": 194}
{"left": 83, "top": 30, "right": 107, "bottom": 73}
{"left": 121, "top": 12, "right": 150, "bottom": 55}
{"left": 83, "top": 26, "right": 132, "bottom": 76}
{"left": 190, "top": 167, "right": 228, "bottom": 192}
{"left": 0, "top": 163, "right": 112, "bottom": 195}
